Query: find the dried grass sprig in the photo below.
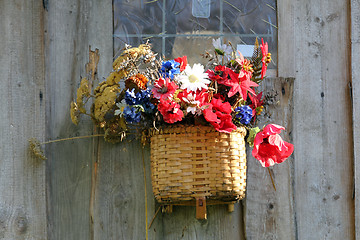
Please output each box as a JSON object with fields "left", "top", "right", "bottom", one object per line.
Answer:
{"left": 28, "top": 134, "right": 105, "bottom": 161}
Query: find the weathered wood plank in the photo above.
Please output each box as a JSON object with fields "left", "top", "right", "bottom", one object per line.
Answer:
{"left": 292, "top": 0, "right": 354, "bottom": 239}
{"left": 160, "top": 203, "right": 245, "bottom": 239}
{"left": 0, "top": 1, "right": 46, "bottom": 239}
{"left": 351, "top": 0, "right": 360, "bottom": 239}
{"left": 277, "top": 0, "right": 295, "bottom": 78}
{"left": 93, "top": 142, "right": 162, "bottom": 240}
{"left": 244, "top": 77, "right": 296, "bottom": 240}
{"left": 45, "top": 0, "right": 112, "bottom": 239}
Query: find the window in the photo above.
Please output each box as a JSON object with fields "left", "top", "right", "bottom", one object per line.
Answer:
{"left": 114, "top": 0, "right": 277, "bottom": 69}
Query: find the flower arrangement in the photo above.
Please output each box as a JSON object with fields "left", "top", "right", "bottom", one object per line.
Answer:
{"left": 70, "top": 38, "right": 293, "bottom": 168}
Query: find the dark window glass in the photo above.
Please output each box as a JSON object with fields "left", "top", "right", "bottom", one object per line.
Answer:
{"left": 114, "top": 0, "right": 277, "bottom": 68}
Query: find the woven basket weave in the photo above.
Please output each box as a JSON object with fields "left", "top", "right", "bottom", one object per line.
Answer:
{"left": 150, "top": 125, "right": 247, "bottom": 205}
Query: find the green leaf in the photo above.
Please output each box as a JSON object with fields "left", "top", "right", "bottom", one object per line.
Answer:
{"left": 247, "top": 127, "right": 261, "bottom": 147}
{"left": 215, "top": 48, "right": 225, "bottom": 55}
{"left": 133, "top": 105, "right": 145, "bottom": 112}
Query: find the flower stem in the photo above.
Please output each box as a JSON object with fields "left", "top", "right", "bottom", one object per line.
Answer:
{"left": 267, "top": 168, "right": 276, "bottom": 191}
{"left": 148, "top": 206, "right": 161, "bottom": 230}
{"left": 40, "top": 134, "right": 105, "bottom": 145}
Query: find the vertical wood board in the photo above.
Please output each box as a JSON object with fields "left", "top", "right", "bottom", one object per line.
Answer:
{"left": 351, "top": 0, "right": 360, "bottom": 239}
{"left": 244, "top": 77, "right": 296, "bottom": 240}
{"left": 44, "top": 0, "right": 111, "bottom": 239}
{"left": 93, "top": 142, "right": 162, "bottom": 240}
{"left": 160, "top": 202, "right": 245, "bottom": 239}
{"left": 293, "top": 0, "right": 354, "bottom": 239}
{"left": 0, "top": 1, "right": 46, "bottom": 239}
{"left": 277, "top": 0, "right": 296, "bottom": 78}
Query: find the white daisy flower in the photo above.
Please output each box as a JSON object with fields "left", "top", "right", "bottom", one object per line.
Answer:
{"left": 176, "top": 64, "right": 210, "bottom": 92}
{"left": 114, "top": 101, "right": 126, "bottom": 116}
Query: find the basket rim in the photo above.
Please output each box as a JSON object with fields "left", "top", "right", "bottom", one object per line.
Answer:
{"left": 149, "top": 124, "right": 247, "bottom": 136}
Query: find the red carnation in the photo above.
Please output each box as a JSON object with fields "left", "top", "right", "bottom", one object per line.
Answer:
{"left": 152, "top": 77, "right": 178, "bottom": 100}
{"left": 157, "top": 98, "right": 184, "bottom": 124}
{"left": 212, "top": 111, "right": 237, "bottom": 133}
{"left": 202, "top": 98, "right": 236, "bottom": 133}
{"left": 210, "top": 97, "right": 232, "bottom": 114}
{"left": 252, "top": 124, "right": 294, "bottom": 167}
{"left": 206, "top": 65, "right": 228, "bottom": 84}
{"left": 174, "top": 56, "right": 188, "bottom": 72}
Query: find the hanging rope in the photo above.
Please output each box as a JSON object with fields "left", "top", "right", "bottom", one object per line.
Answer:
{"left": 141, "top": 147, "right": 149, "bottom": 240}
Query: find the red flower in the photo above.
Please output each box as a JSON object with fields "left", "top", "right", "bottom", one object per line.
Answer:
{"left": 249, "top": 92, "right": 264, "bottom": 117}
{"left": 260, "top": 38, "right": 270, "bottom": 79}
{"left": 212, "top": 111, "right": 237, "bottom": 133}
{"left": 226, "top": 68, "right": 258, "bottom": 100}
{"left": 206, "top": 65, "right": 232, "bottom": 86}
{"left": 212, "top": 93, "right": 225, "bottom": 101}
{"left": 202, "top": 104, "right": 220, "bottom": 124}
{"left": 235, "top": 51, "right": 253, "bottom": 81}
{"left": 252, "top": 124, "right": 294, "bottom": 167}
{"left": 202, "top": 98, "right": 236, "bottom": 133}
{"left": 158, "top": 98, "right": 184, "bottom": 123}
{"left": 196, "top": 89, "right": 210, "bottom": 104}
{"left": 152, "top": 77, "right": 178, "bottom": 100}
{"left": 210, "top": 97, "right": 232, "bottom": 114}
{"left": 208, "top": 66, "right": 257, "bottom": 101}
{"left": 174, "top": 56, "right": 188, "bottom": 72}
{"left": 178, "top": 89, "right": 209, "bottom": 106}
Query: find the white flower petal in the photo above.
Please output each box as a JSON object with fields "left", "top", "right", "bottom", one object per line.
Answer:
{"left": 177, "top": 64, "right": 210, "bottom": 92}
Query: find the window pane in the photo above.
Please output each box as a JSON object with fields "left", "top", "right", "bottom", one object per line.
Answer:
{"left": 223, "top": 0, "right": 277, "bottom": 66}
{"left": 165, "top": 0, "right": 220, "bottom": 34}
{"left": 114, "top": 0, "right": 163, "bottom": 35}
{"left": 113, "top": 0, "right": 277, "bottom": 69}
{"left": 166, "top": 36, "right": 215, "bottom": 65}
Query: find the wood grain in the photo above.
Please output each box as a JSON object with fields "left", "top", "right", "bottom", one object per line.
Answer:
{"left": 39, "top": 0, "right": 356, "bottom": 239}
{"left": 93, "top": 142, "right": 162, "bottom": 240}
{"left": 0, "top": 1, "right": 46, "bottom": 239}
{"left": 277, "top": 0, "right": 295, "bottom": 78}
{"left": 244, "top": 77, "right": 296, "bottom": 240}
{"left": 45, "top": 0, "right": 112, "bottom": 239}
{"left": 351, "top": 0, "right": 360, "bottom": 239}
{"left": 292, "top": 0, "right": 354, "bottom": 239}
{"left": 160, "top": 203, "right": 245, "bottom": 239}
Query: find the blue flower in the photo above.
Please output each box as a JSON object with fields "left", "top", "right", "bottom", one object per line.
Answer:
{"left": 123, "top": 106, "right": 142, "bottom": 123}
{"left": 234, "top": 105, "right": 253, "bottom": 125}
{"left": 136, "top": 88, "right": 151, "bottom": 101}
{"left": 136, "top": 89, "right": 155, "bottom": 113}
{"left": 125, "top": 88, "right": 155, "bottom": 114}
{"left": 160, "top": 60, "right": 180, "bottom": 79}
{"left": 142, "top": 100, "right": 155, "bottom": 113}
{"left": 125, "top": 89, "right": 140, "bottom": 105}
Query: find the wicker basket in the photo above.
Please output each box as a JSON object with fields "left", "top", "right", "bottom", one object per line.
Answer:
{"left": 150, "top": 125, "right": 247, "bottom": 209}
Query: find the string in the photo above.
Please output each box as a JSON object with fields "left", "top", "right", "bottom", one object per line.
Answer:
{"left": 142, "top": 147, "right": 149, "bottom": 240}
{"left": 40, "top": 134, "right": 105, "bottom": 145}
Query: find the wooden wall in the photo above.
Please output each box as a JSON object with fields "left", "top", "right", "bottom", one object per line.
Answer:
{"left": 0, "top": 1, "right": 46, "bottom": 239}
{"left": 352, "top": 0, "right": 360, "bottom": 239}
{"left": 292, "top": 1, "right": 354, "bottom": 239}
{"left": 0, "top": 0, "right": 357, "bottom": 239}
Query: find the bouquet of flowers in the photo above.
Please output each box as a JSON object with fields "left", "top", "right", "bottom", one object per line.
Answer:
{"left": 71, "top": 38, "right": 293, "bottom": 168}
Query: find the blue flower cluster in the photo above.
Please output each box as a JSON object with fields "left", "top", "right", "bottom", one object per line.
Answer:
{"left": 160, "top": 60, "right": 180, "bottom": 79}
{"left": 234, "top": 105, "right": 253, "bottom": 125}
{"left": 123, "top": 88, "right": 155, "bottom": 123}
{"left": 123, "top": 106, "right": 141, "bottom": 123}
